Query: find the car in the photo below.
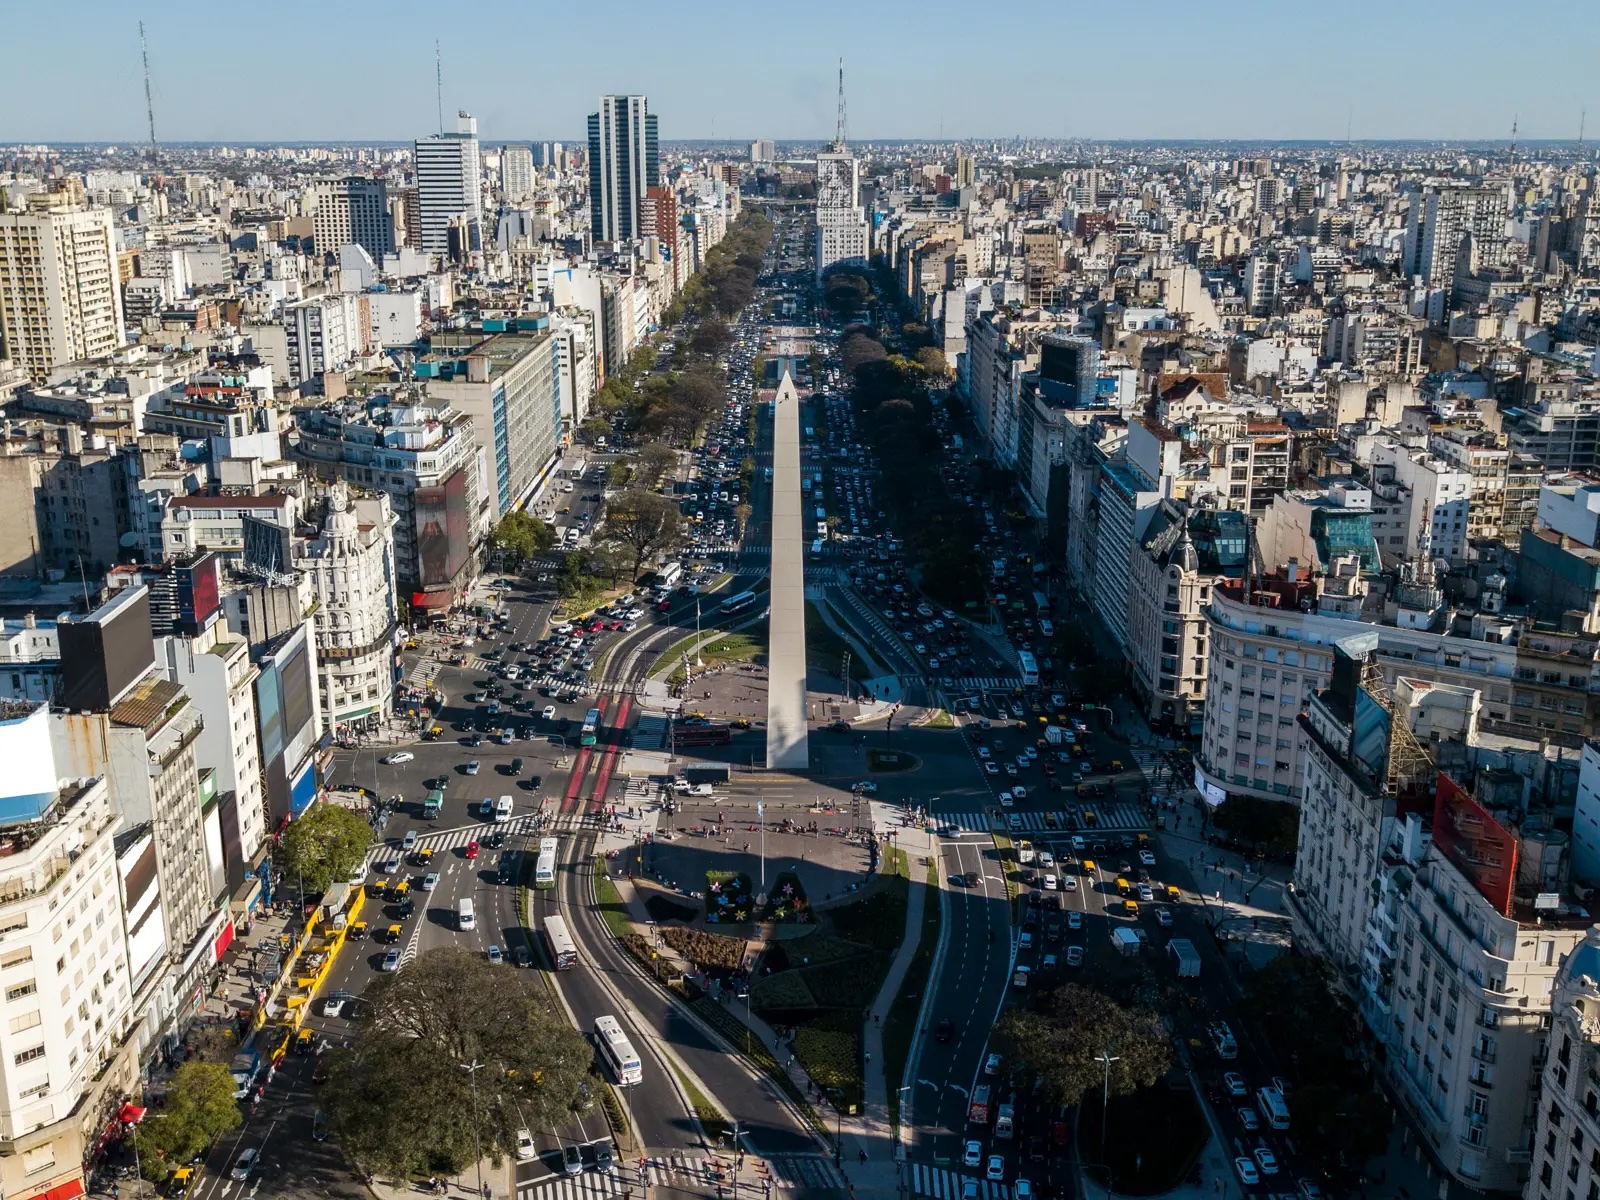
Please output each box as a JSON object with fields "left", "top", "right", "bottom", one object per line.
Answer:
{"left": 465, "top": 841, "right": 480, "bottom": 859}
{"left": 515, "top": 1128, "right": 537, "bottom": 1161}
{"left": 1067, "top": 911, "right": 1084, "bottom": 929}
{"left": 563, "top": 1144, "right": 584, "bottom": 1177}
{"left": 513, "top": 944, "right": 532, "bottom": 967}
{"left": 1007, "top": 815, "right": 1022, "bottom": 831}
{"left": 349, "top": 862, "right": 368, "bottom": 885}
{"left": 984, "top": 762, "right": 1000, "bottom": 776}
{"left": 1062, "top": 875, "right": 1078, "bottom": 891}
{"left": 964, "top": 1140, "right": 983, "bottom": 1168}
{"left": 466, "top": 760, "right": 481, "bottom": 775}
{"left": 595, "top": 1142, "right": 616, "bottom": 1174}
{"left": 852, "top": 781, "right": 878, "bottom": 794}
{"left": 1223, "top": 1072, "right": 1248, "bottom": 1097}
{"left": 976, "top": 746, "right": 991, "bottom": 759}
{"left": 312, "top": 1109, "right": 330, "bottom": 1141}
{"left": 961, "top": 1181, "right": 980, "bottom": 1200}
{"left": 1065, "top": 946, "right": 1084, "bottom": 966}
{"left": 935, "top": 1018, "right": 955, "bottom": 1043}
{"left": 1004, "top": 764, "right": 1019, "bottom": 777}
{"left": 1234, "top": 1157, "right": 1260, "bottom": 1186}
{"left": 1014, "top": 1181, "right": 1033, "bottom": 1200}
{"left": 422, "top": 872, "right": 440, "bottom": 891}
{"left": 382, "top": 751, "right": 414, "bottom": 765}
{"left": 1237, "top": 1106, "right": 1260, "bottom": 1131}
{"left": 986, "top": 1155, "right": 1005, "bottom": 1182}
{"left": 402, "top": 829, "right": 418, "bottom": 850}
{"left": 1012, "top": 785, "right": 1027, "bottom": 800}
{"left": 232, "top": 1149, "right": 259, "bottom": 1181}
{"left": 382, "top": 948, "right": 401, "bottom": 972}
{"left": 1071, "top": 835, "right": 1086, "bottom": 850}
{"left": 487, "top": 945, "right": 503, "bottom": 965}
{"left": 1139, "top": 848, "right": 1157, "bottom": 866}
{"left": 1138, "top": 884, "right": 1154, "bottom": 902}
{"left": 998, "top": 789, "right": 1014, "bottom": 808}
{"left": 1156, "top": 907, "right": 1173, "bottom": 927}
{"left": 379, "top": 856, "right": 401, "bottom": 875}
{"left": 1253, "top": 1147, "right": 1280, "bottom": 1175}
{"left": 542, "top": 705, "right": 558, "bottom": 720}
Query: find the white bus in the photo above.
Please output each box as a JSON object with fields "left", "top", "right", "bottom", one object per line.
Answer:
{"left": 534, "top": 837, "right": 558, "bottom": 889}
{"left": 542, "top": 914, "right": 577, "bottom": 970}
{"left": 594, "top": 1015, "right": 643, "bottom": 1086}
{"left": 1256, "top": 1086, "right": 1290, "bottom": 1131}
{"left": 718, "top": 590, "right": 759, "bottom": 617}
{"left": 1017, "top": 650, "right": 1039, "bottom": 687}
{"left": 495, "top": 795, "right": 513, "bottom": 823}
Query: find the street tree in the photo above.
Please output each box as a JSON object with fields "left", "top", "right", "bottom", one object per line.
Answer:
{"left": 136, "top": 1062, "right": 242, "bottom": 1180}
{"left": 914, "top": 346, "right": 948, "bottom": 376}
{"left": 490, "top": 511, "right": 555, "bottom": 568}
{"left": 600, "top": 489, "right": 684, "bottom": 583}
{"left": 274, "top": 803, "right": 372, "bottom": 894}
{"left": 634, "top": 441, "right": 680, "bottom": 490}
{"left": 996, "top": 983, "right": 1171, "bottom": 1111}
{"left": 690, "top": 317, "right": 733, "bottom": 359}
{"left": 734, "top": 503, "right": 753, "bottom": 536}
{"left": 324, "top": 949, "right": 590, "bottom": 1178}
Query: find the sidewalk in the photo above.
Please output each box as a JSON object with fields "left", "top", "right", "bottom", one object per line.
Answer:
{"left": 369, "top": 1155, "right": 511, "bottom": 1200}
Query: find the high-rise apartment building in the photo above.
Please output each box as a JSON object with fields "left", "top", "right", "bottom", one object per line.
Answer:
{"left": 955, "top": 155, "right": 976, "bottom": 189}
{"left": 587, "top": 95, "right": 660, "bottom": 243}
{"left": 413, "top": 111, "right": 482, "bottom": 255}
{"left": 311, "top": 176, "right": 395, "bottom": 262}
{"left": 0, "top": 193, "right": 124, "bottom": 382}
{"left": 749, "top": 140, "right": 775, "bottom": 163}
{"left": 1403, "top": 184, "right": 1509, "bottom": 288}
{"left": 816, "top": 150, "right": 868, "bottom": 279}
{"left": 502, "top": 144, "right": 534, "bottom": 202}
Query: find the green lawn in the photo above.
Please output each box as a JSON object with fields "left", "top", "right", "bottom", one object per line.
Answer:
{"left": 651, "top": 623, "right": 769, "bottom": 683}
{"left": 886, "top": 858, "right": 941, "bottom": 1130}
{"left": 593, "top": 868, "right": 637, "bottom": 941}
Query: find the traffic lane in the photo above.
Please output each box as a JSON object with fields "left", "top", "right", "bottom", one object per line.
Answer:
{"left": 541, "top": 858, "right": 695, "bottom": 1152}
{"left": 563, "top": 856, "right": 815, "bottom": 1156}
{"left": 920, "top": 840, "right": 1011, "bottom": 1152}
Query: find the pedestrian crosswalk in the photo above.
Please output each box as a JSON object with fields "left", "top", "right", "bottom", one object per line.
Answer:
{"left": 931, "top": 802, "right": 1149, "bottom": 835}
{"left": 362, "top": 813, "right": 550, "bottom": 867}
{"left": 909, "top": 1164, "right": 1012, "bottom": 1200}
{"left": 515, "top": 1153, "right": 844, "bottom": 1200}
{"left": 943, "top": 675, "right": 1023, "bottom": 692}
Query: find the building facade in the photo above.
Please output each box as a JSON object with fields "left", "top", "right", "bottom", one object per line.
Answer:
{"left": 587, "top": 95, "right": 659, "bottom": 244}
{"left": 414, "top": 111, "right": 482, "bottom": 255}
{"left": 0, "top": 198, "right": 124, "bottom": 382}
{"left": 312, "top": 177, "right": 395, "bottom": 262}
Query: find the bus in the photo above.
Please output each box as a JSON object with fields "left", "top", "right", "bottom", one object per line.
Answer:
{"left": 652, "top": 563, "right": 683, "bottom": 592}
{"left": 534, "top": 837, "right": 558, "bottom": 889}
{"left": 718, "top": 590, "right": 760, "bottom": 617}
{"left": 423, "top": 790, "right": 444, "bottom": 819}
{"left": 542, "top": 913, "right": 577, "bottom": 969}
{"left": 1017, "top": 650, "right": 1039, "bottom": 687}
{"left": 594, "top": 1015, "right": 643, "bottom": 1086}
{"left": 581, "top": 708, "right": 602, "bottom": 746}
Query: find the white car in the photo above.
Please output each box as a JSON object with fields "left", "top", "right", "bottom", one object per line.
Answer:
{"left": 984, "top": 1052, "right": 1003, "bottom": 1076}
{"left": 963, "top": 1140, "right": 983, "bottom": 1168}
{"left": 1139, "top": 849, "right": 1157, "bottom": 866}
{"left": 1062, "top": 876, "right": 1078, "bottom": 891}
{"left": 986, "top": 1155, "right": 1005, "bottom": 1182}
{"left": 516, "top": 1128, "right": 537, "bottom": 1162}
{"left": 1012, "top": 785, "right": 1027, "bottom": 800}
{"left": 999, "top": 790, "right": 1015, "bottom": 808}
{"left": 231, "top": 1149, "right": 258, "bottom": 1181}
{"left": 1067, "top": 911, "right": 1083, "bottom": 929}
{"left": 984, "top": 762, "right": 1000, "bottom": 776}
{"left": 1253, "top": 1147, "right": 1280, "bottom": 1175}
{"left": 348, "top": 863, "right": 368, "bottom": 886}
{"left": 1041, "top": 874, "right": 1057, "bottom": 891}
{"left": 382, "top": 751, "right": 415, "bottom": 765}
{"left": 542, "top": 705, "right": 557, "bottom": 720}
{"left": 1234, "top": 1157, "right": 1260, "bottom": 1186}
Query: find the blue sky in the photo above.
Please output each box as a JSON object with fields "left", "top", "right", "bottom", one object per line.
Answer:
{"left": 6, "top": 0, "right": 1597, "bottom": 143}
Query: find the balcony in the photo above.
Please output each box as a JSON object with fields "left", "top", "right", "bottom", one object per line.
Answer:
{"left": 1471, "top": 1044, "right": 1496, "bottom": 1065}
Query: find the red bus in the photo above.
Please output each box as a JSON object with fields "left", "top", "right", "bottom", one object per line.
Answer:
{"left": 673, "top": 724, "right": 732, "bottom": 747}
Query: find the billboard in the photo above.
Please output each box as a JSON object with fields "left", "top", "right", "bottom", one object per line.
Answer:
{"left": 416, "top": 468, "right": 471, "bottom": 587}
{"left": 279, "top": 639, "right": 316, "bottom": 746}
{"left": 174, "top": 553, "right": 221, "bottom": 632}
{"left": 242, "top": 515, "right": 292, "bottom": 578}
{"left": 59, "top": 586, "right": 155, "bottom": 712}
{"left": 1433, "top": 772, "right": 1518, "bottom": 917}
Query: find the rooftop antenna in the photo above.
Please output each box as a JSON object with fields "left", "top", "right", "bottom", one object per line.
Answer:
{"left": 1509, "top": 113, "right": 1518, "bottom": 167}
{"left": 834, "top": 57, "right": 847, "bottom": 152}
{"left": 1580, "top": 107, "right": 1587, "bottom": 153}
{"left": 435, "top": 40, "right": 443, "bottom": 135}
{"left": 1345, "top": 104, "right": 1352, "bottom": 147}
{"left": 139, "top": 21, "right": 159, "bottom": 169}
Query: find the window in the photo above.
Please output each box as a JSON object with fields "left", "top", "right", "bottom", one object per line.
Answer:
{"left": 13, "top": 1045, "right": 44, "bottom": 1065}
{"left": 5, "top": 981, "right": 35, "bottom": 1001}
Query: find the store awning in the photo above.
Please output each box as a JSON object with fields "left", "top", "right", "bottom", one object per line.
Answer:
{"left": 27, "top": 1179, "right": 85, "bottom": 1200}
{"left": 411, "top": 590, "right": 453, "bottom": 610}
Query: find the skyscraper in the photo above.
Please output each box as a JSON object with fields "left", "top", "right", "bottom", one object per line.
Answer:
{"left": 312, "top": 176, "right": 395, "bottom": 261}
{"left": 502, "top": 144, "right": 534, "bottom": 201}
{"left": 1402, "top": 184, "right": 1509, "bottom": 287}
{"left": 587, "top": 95, "right": 659, "bottom": 244}
{"left": 750, "top": 139, "right": 775, "bottom": 163}
{"left": 815, "top": 62, "right": 868, "bottom": 279}
{"left": 0, "top": 188, "right": 124, "bottom": 382}
{"left": 413, "top": 110, "right": 482, "bottom": 255}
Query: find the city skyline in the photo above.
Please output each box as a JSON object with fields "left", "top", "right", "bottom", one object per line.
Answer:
{"left": 4, "top": 0, "right": 1596, "bottom": 144}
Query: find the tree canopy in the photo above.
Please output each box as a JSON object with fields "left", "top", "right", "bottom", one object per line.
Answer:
{"left": 275, "top": 803, "right": 372, "bottom": 894}
{"left": 324, "top": 949, "right": 591, "bottom": 1178}
{"left": 600, "top": 489, "right": 684, "bottom": 583}
{"left": 490, "top": 511, "right": 556, "bottom": 569}
{"left": 137, "top": 1062, "right": 242, "bottom": 1180}
{"left": 996, "top": 983, "right": 1172, "bottom": 1111}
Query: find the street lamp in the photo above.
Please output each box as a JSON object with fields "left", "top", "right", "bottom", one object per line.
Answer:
{"left": 1093, "top": 1045, "right": 1120, "bottom": 1154}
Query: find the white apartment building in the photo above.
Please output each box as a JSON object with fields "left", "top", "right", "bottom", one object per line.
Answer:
{"left": 311, "top": 177, "right": 394, "bottom": 263}
{"left": 551, "top": 311, "right": 597, "bottom": 435}
{"left": 414, "top": 111, "right": 483, "bottom": 255}
{"left": 284, "top": 294, "right": 371, "bottom": 387}
{"left": 162, "top": 493, "right": 300, "bottom": 560}
{"left": 0, "top": 708, "right": 137, "bottom": 1200}
{"left": 1371, "top": 438, "right": 1474, "bottom": 565}
{"left": 1526, "top": 931, "right": 1600, "bottom": 1200}
{"left": 297, "top": 485, "right": 397, "bottom": 731}
{"left": 816, "top": 151, "right": 869, "bottom": 279}
{"left": 501, "top": 144, "right": 535, "bottom": 202}
{"left": 155, "top": 628, "right": 266, "bottom": 874}
{"left": 0, "top": 198, "right": 124, "bottom": 382}
{"left": 1403, "top": 184, "right": 1510, "bottom": 288}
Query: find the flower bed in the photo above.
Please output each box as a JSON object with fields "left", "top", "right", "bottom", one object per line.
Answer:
{"left": 763, "top": 872, "right": 811, "bottom": 923}
{"left": 704, "top": 870, "right": 756, "bottom": 924}
{"left": 661, "top": 927, "right": 747, "bottom": 972}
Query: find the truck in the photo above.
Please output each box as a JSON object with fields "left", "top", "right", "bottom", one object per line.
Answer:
{"left": 230, "top": 1048, "right": 262, "bottom": 1099}
{"left": 1044, "top": 725, "right": 1064, "bottom": 745}
{"left": 1111, "top": 927, "right": 1142, "bottom": 956}
{"left": 1017, "top": 840, "right": 1035, "bottom": 865}
{"left": 683, "top": 764, "right": 732, "bottom": 785}
{"left": 1168, "top": 938, "right": 1201, "bottom": 978}
{"left": 994, "top": 1104, "right": 1015, "bottom": 1139}
{"left": 968, "top": 1084, "right": 991, "bottom": 1125}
